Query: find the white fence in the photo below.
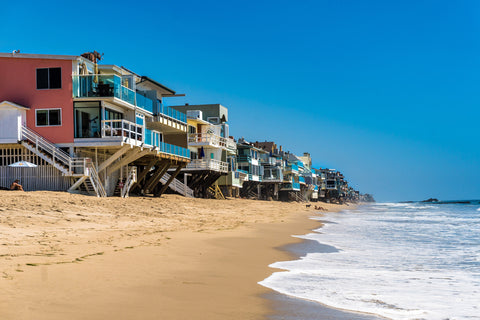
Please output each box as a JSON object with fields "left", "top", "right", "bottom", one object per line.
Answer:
{"left": 0, "top": 166, "right": 71, "bottom": 191}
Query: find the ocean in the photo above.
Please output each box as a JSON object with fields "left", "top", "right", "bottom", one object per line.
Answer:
{"left": 259, "top": 201, "right": 480, "bottom": 320}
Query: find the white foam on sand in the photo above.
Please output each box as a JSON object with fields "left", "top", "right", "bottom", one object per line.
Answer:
{"left": 259, "top": 203, "right": 480, "bottom": 320}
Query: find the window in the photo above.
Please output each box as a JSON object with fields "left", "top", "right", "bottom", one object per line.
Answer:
{"left": 36, "top": 109, "right": 61, "bottom": 126}
{"left": 75, "top": 103, "right": 101, "bottom": 138}
{"left": 36, "top": 68, "right": 62, "bottom": 89}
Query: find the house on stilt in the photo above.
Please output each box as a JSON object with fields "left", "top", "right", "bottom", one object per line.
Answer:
{"left": 0, "top": 51, "right": 190, "bottom": 197}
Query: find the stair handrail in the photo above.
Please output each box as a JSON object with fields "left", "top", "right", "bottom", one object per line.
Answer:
{"left": 85, "top": 159, "right": 106, "bottom": 197}
{"left": 21, "top": 126, "right": 71, "bottom": 165}
{"left": 160, "top": 172, "right": 194, "bottom": 197}
{"left": 21, "top": 126, "right": 95, "bottom": 176}
{"left": 121, "top": 166, "right": 137, "bottom": 198}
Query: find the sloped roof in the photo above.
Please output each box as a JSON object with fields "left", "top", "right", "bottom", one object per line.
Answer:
{"left": 0, "top": 101, "right": 29, "bottom": 110}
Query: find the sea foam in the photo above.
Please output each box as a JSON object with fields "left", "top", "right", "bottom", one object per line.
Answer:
{"left": 259, "top": 203, "right": 480, "bottom": 320}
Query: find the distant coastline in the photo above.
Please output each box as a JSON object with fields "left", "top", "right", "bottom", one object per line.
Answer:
{"left": 400, "top": 199, "right": 480, "bottom": 205}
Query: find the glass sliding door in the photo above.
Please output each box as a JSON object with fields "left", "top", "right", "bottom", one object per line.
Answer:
{"left": 74, "top": 102, "right": 101, "bottom": 138}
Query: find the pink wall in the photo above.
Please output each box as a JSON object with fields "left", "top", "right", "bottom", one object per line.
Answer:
{"left": 0, "top": 57, "right": 74, "bottom": 143}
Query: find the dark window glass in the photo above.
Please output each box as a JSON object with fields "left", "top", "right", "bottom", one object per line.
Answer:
{"left": 36, "top": 110, "right": 48, "bottom": 126}
{"left": 36, "top": 67, "right": 62, "bottom": 89}
{"left": 49, "top": 68, "right": 62, "bottom": 89}
{"left": 49, "top": 110, "right": 61, "bottom": 125}
{"left": 36, "top": 69, "right": 49, "bottom": 89}
{"left": 36, "top": 109, "right": 61, "bottom": 126}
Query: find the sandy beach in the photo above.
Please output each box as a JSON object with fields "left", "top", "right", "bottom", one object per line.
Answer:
{"left": 0, "top": 191, "right": 350, "bottom": 319}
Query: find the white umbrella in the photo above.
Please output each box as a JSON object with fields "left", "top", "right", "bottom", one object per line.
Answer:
{"left": 9, "top": 161, "right": 37, "bottom": 167}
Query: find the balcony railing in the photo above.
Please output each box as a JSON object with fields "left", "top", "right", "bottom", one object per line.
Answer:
{"left": 185, "top": 159, "right": 228, "bottom": 173}
{"left": 101, "top": 120, "right": 189, "bottom": 159}
{"left": 188, "top": 133, "right": 236, "bottom": 151}
{"left": 102, "top": 119, "right": 143, "bottom": 142}
{"left": 237, "top": 154, "right": 251, "bottom": 163}
{"left": 284, "top": 164, "right": 299, "bottom": 173}
{"left": 261, "top": 157, "right": 277, "bottom": 165}
{"left": 73, "top": 75, "right": 153, "bottom": 113}
{"left": 263, "top": 168, "right": 283, "bottom": 182}
{"left": 157, "top": 103, "right": 187, "bottom": 123}
{"left": 281, "top": 182, "right": 301, "bottom": 191}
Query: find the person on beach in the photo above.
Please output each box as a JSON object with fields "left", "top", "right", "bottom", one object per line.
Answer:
{"left": 10, "top": 180, "right": 24, "bottom": 191}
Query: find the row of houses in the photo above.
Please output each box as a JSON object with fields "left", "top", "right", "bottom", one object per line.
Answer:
{"left": 0, "top": 51, "right": 368, "bottom": 202}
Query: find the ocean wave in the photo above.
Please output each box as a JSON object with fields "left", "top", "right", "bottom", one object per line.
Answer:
{"left": 261, "top": 204, "right": 480, "bottom": 320}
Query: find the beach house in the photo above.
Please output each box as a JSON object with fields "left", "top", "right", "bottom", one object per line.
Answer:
{"left": 253, "top": 141, "right": 285, "bottom": 201}
{"left": 298, "top": 152, "right": 319, "bottom": 202}
{"left": 0, "top": 51, "right": 190, "bottom": 196}
{"left": 236, "top": 139, "right": 268, "bottom": 199}
{"left": 170, "top": 104, "right": 237, "bottom": 199}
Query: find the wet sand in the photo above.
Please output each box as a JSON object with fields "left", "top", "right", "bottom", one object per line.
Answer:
{"left": 0, "top": 191, "right": 358, "bottom": 319}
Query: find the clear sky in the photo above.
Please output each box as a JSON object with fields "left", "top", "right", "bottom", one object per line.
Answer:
{"left": 2, "top": 0, "right": 479, "bottom": 202}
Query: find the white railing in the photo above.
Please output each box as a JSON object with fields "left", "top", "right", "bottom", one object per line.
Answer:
{"left": 21, "top": 126, "right": 71, "bottom": 166}
{"left": 160, "top": 172, "right": 194, "bottom": 197}
{"left": 20, "top": 126, "right": 106, "bottom": 197}
{"left": 188, "top": 133, "right": 236, "bottom": 151}
{"left": 21, "top": 126, "right": 87, "bottom": 175}
{"left": 101, "top": 119, "right": 143, "bottom": 142}
{"left": 224, "top": 137, "right": 237, "bottom": 151}
{"left": 121, "top": 166, "right": 137, "bottom": 198}
{"left": 86, "top": 159, "right": 107, "bottom": 197}
{"left": 185, "top": 159, "right": 229, "bottom": 173}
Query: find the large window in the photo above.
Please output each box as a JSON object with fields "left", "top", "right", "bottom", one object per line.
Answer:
{"left": 75, "top": 104, "right": 100, "bottom": 138}
{"left": 36, "top": 68, "right": 62, "bottom": 89}
{"left": 36, "top": 109, "right": 61, "bottom": 126}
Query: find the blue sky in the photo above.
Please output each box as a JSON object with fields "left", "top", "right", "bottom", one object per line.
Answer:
{"left": 2, "top": 0, "right": 479, "bottom": 201}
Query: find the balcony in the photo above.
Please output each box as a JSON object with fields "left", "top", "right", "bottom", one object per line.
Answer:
{"left": 158, "top": 104, "right": 187, "bottom": 123}
{"left": 248, "top": 174, "right": 261, "bottom": 182}
{"left": 299, "top": 176, "right": 306, "bottom": 184}
{"left": 102, "top": 119, "right": 143, "bottom": 144}
{"left": 100, "top": 120, "right": 189, "bottom": 159}
{"left": 227, "top": 170, "right": 249, "bottom": 187}
{"left": 262, "top": 168, "right": 283, "bottom": 182}
{"left": 237, "top": 154, "right": 251, "bottom": 163}
{"left": 326, "top": 180, "right": 337, "bottom": 190}
{"left": 281, "top": 182, "right": 301, "bottom": 191}
{"left": 185, "top": 158, "right": 228, "bottom": 173}
{"left": 188, "top": 133, "right": 236, "bottom": 152}
{"left": 73, "top": 75, "right": 153, "bottom": 113}
{"left": 284, "top": 164, "right": 299, "bottom": 174}
{"left": 261, "top": 156, "right": 277, "bottom": 166}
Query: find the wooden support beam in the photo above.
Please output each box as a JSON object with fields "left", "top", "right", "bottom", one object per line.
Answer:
{"left": 155, "top": 164, "right": 185, "bottom": 197}
{"left": 130, "top": 158, "right": 159, "bottom": 192}
{"left": 68, "top": 176, "right": 87, "bottom": 192}
{"left": 109, "top": 149, "right": 151, "bottom": 173}
{"left": 143, "top": 160, "right": 170, "bottom": 193}
{"left": 97, "top": 145, "right": 131, "bottom": 173}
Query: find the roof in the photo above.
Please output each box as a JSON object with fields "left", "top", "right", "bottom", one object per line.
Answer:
{"left": 138, "top": 76, "right": 176, "bottom": 95}
{"left": 0, "top": 52, "right": 82, "bottom": 61}
{"left": 0, "top": 101, "right": 30, "bottom": 110}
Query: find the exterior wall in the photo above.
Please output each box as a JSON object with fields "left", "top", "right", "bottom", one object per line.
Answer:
{"left": 165, "top": 132, "right": 188, "bottom": 148}
{"left": 0, "top": 57, "right": 74, "bottom": 143}
{"left": 172, "top": 104, "right": 228, "bottom": 122}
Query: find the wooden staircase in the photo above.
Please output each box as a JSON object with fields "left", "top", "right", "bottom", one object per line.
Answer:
{"left": 19, "top": 126, "right": 106, "bottom": 197}
{"left": 160, "top": 172, "right": 194, "bottom": 197}
{"left": 114, "top": 167, "right": 137, "bottom": 198}
{"left": 207, "top": 183, "right": 225, "bottom": 200}
{"left": 289, "top": 191, "right": 305, "bottom": 202}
